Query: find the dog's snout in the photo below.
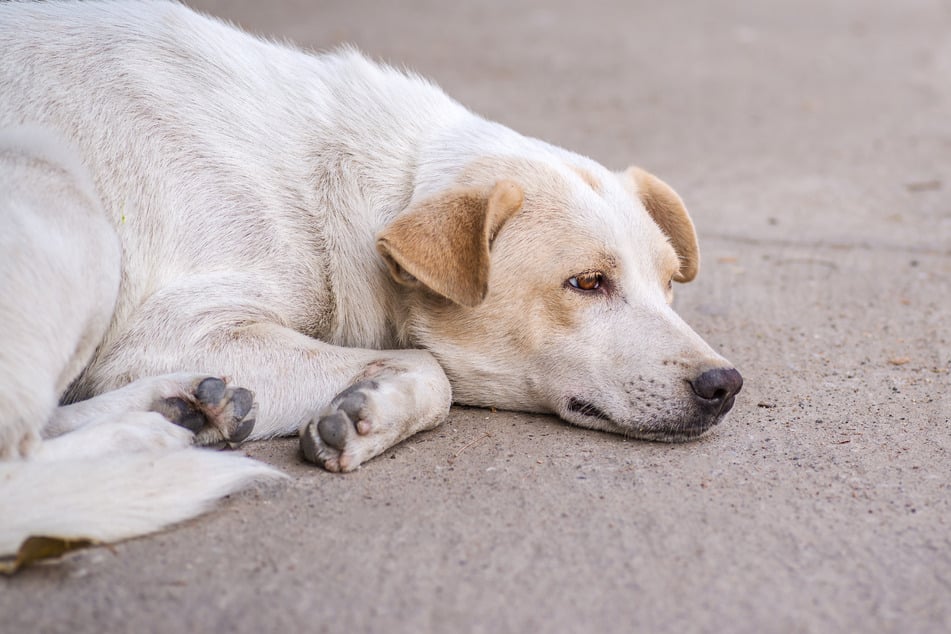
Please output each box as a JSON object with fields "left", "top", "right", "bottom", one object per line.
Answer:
{"left": 689, "top": 367, "right": 743, "bottom": 416}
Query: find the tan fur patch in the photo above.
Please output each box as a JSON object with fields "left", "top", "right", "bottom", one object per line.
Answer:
{"left": 623, "top": 167, "right": 699, "bottom": 283}
{"left": 569, "top": 165, "right": 602, "bottom": 193}
{"left": 376, "top": 180, "right": 524, "bottom": 307}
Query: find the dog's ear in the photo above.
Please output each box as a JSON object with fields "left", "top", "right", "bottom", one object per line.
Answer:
{"left": 376, "top": 180, "right": 524, "bottom": 307}
{"left": 619, "top": 166, "right": 699, "bottom": 283}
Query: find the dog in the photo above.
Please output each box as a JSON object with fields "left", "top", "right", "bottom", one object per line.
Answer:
{"left": 0, "top": 0, "right": 742, "bottom": 558}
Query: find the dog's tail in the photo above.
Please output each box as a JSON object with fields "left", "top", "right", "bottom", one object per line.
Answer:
{"left": 0, "top": 448, "right": 283, "bottom": 561}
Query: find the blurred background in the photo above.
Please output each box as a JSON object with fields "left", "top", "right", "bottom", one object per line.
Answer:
{"left": 192, "top": 0, "right": 950, "bottom": 253}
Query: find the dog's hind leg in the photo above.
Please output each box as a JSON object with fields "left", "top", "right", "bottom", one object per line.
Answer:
{"left": 0, "top": 127, "right": 121, "bottom": 458}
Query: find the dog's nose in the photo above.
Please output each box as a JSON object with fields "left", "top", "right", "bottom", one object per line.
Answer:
{"left": 689, "top": 367, "right": 743, "bottom": 416}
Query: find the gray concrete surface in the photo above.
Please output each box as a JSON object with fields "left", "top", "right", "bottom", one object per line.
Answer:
{"left": 2, "top": 0, "right": 949, "bottom": 632}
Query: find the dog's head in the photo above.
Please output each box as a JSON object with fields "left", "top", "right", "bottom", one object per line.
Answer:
{"left": 377, "top": 156, "right": 742, "bottom": 441}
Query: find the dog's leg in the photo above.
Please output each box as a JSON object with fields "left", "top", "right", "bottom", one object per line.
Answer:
{"left": 0, "top": 128, "right": 120, "bottom": 459}
{"left": 46, "top": 372, "right": 259, "bottom": 449}
{"left": 298, "top": 351, "right": 452, "bottom": 472}
{"left": 80, "top": 286, "right": 452, "bottom": 471}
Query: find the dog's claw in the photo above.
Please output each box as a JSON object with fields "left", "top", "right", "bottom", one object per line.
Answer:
{"left": 300, "top": 419, "right": 343, "bottom": 471}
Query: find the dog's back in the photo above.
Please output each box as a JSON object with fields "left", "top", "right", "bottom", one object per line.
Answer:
{"left": 0, "top": 0, "right": 473, "bottom": 354}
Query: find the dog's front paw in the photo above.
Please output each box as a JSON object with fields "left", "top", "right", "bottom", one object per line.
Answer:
{"left": 150, "top": 376, "right": 256, "bottom": 448}
{"left": 299, "top": 380, "right": 393, "bottom": 472}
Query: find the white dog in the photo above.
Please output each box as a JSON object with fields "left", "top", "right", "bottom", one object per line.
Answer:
{"left": 0, "top": 1, "right": 742, "bottom": 557}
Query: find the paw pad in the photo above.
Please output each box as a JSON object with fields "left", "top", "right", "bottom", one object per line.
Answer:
{"left": 150, "top": 376, "right": 256, "bottom": 447}
{"left": 299, "top": 379, "right": 379, "bottom": 471}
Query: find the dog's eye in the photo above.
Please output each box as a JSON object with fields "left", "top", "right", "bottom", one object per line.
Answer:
{"left": 568, "top": 272, "right": 603, "bottom": 291}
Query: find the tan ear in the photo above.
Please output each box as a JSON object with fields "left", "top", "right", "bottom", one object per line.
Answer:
{"left": 376, "top": 180, "right": 524, "bottom": 307}
{"left": 621, "top": 166, "right": 699, "bottom": 283}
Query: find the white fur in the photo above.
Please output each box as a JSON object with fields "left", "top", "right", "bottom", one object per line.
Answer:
{"left": 0, "top": 448, "right": 278, "bottom": 554}
{"left": 0, "top": 1, "right": 739, "bottom": 557}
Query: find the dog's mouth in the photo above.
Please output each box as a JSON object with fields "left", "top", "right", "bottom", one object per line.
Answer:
{"left": 566, "top": 397, "right": 611, "bottom": 421}
{"left": 564, "top": 396, "right": 726, "bottom": 442}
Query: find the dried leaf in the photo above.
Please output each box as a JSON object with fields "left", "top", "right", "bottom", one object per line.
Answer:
{"left": 0, "top": 536, "right": 96, "bottom": 575}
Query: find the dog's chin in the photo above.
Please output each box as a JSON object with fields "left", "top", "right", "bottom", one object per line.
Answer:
{"left": 561, "top": 397, "right": 728, "bottom": 442}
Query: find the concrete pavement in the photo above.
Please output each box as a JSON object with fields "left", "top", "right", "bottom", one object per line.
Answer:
{"left": 2, "top": 1, "right": 949, "bottom": 632}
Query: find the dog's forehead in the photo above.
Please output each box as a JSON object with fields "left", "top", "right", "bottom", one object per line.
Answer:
{"left": 496, "top": 159, "right": 680, "bottom": 291}
{"left": 457, "top": 154, "right": 669, "bottom": 261}
{"left": 521, "top": 160, "right": 665, "bottom": 249}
